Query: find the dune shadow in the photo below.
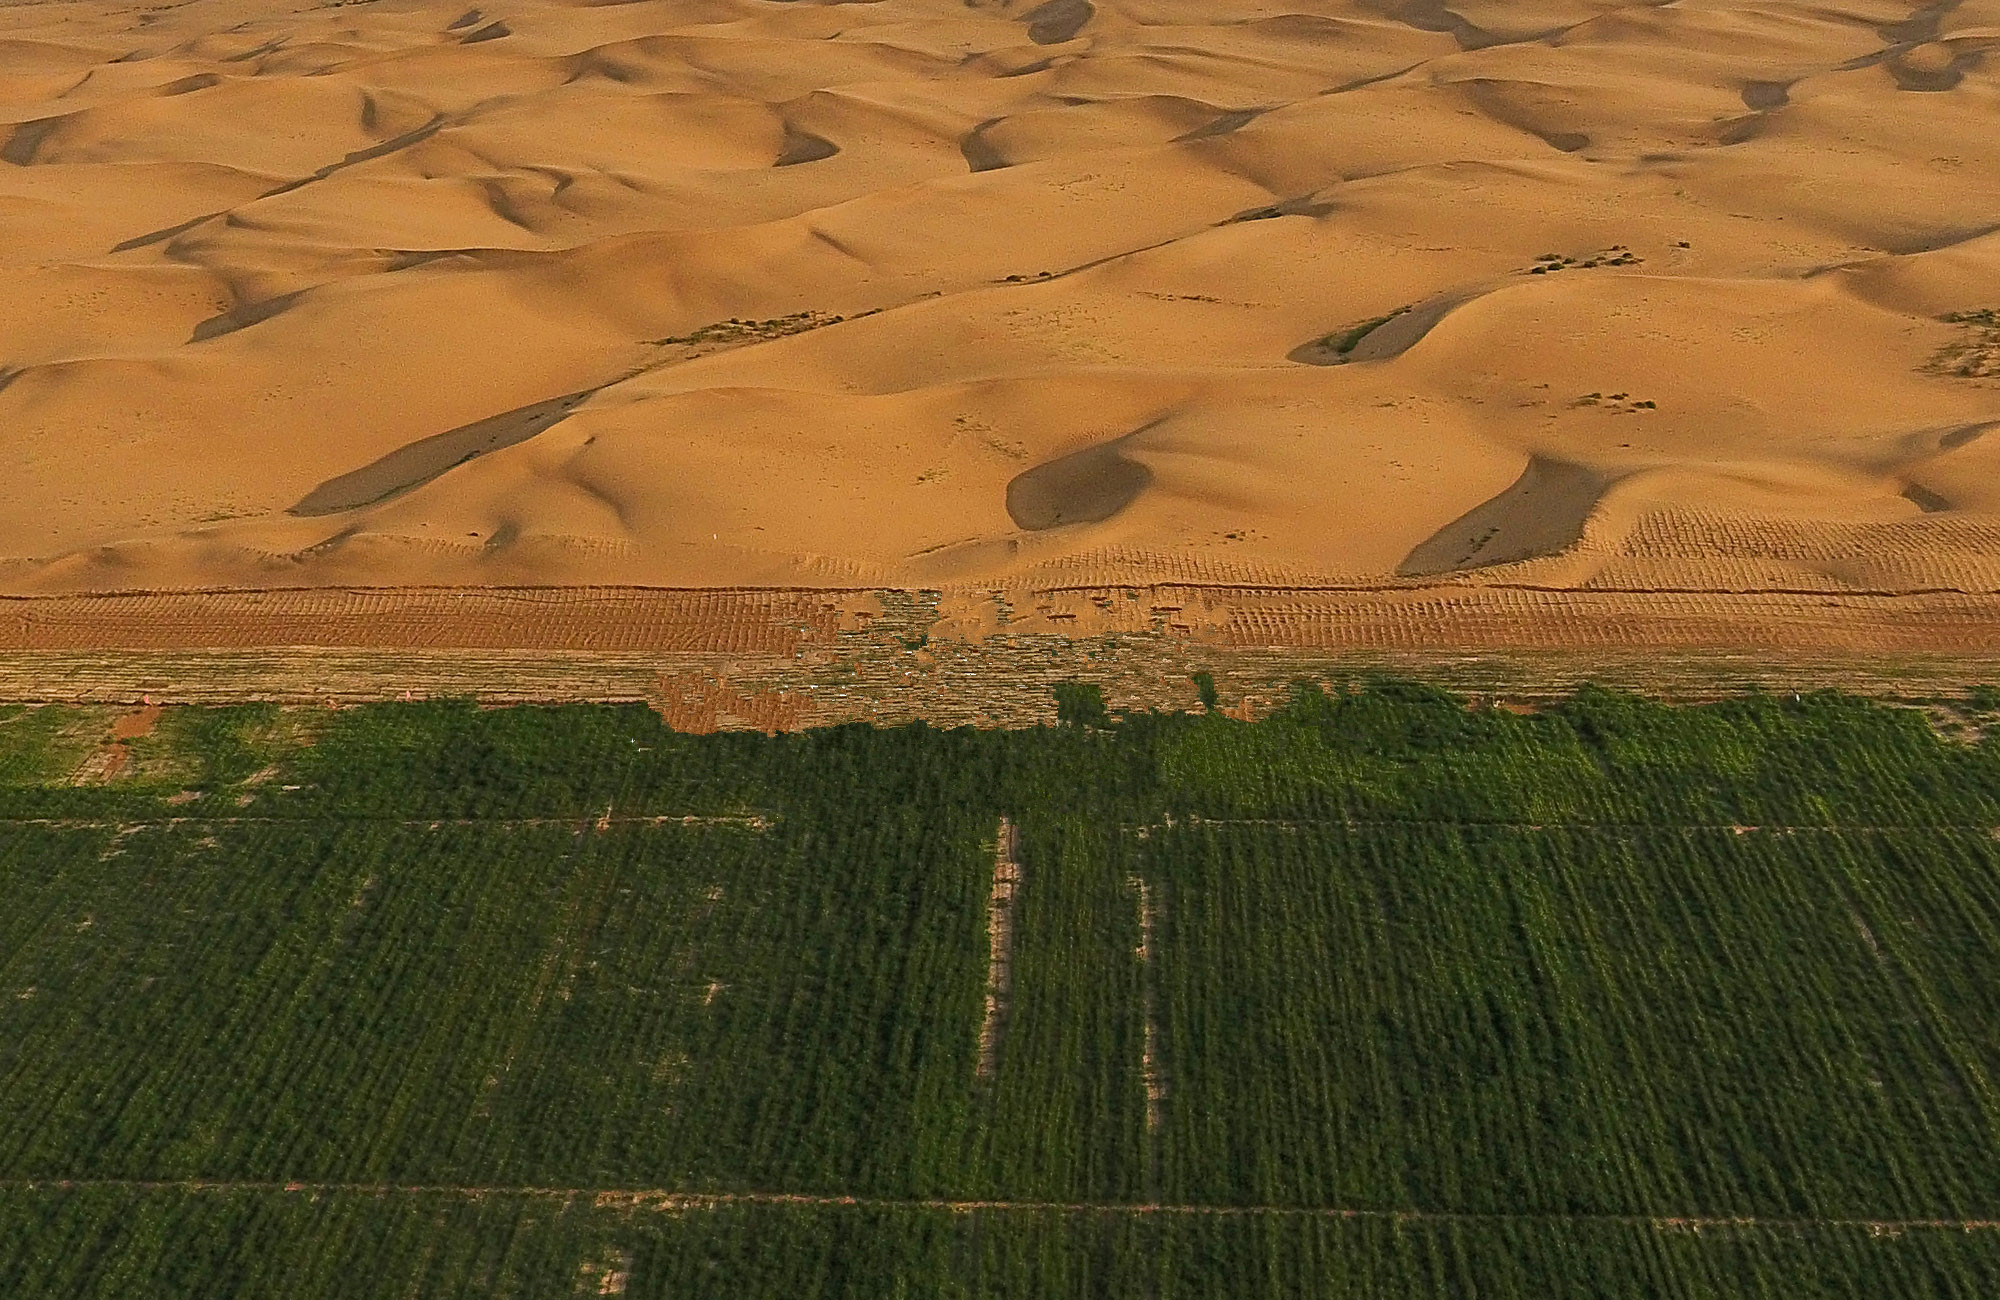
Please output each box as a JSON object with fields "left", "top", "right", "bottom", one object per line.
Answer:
{"left": 1940, "top": 420, "right": 1997, "bottom": 451}
{"left": 190, "top": 291, "right": 305, "bottom": 343}
{"left": 1887, "top": 49, "right": 1981, "bottom": 92}
{"left": 288, "top": 388, "right": 596, "bottom": 517}
{"left": 1716, "top": 114, "right": 1766, "bottom": 146}
{"left": 1364, "top": 0, "right": 1565, "bottom": 51}
{"left": 961, "top": 119, "right": 1008, "bottom": 173}
{"left": 2, "top": 116, "right": 62, "bottom": 166}
{"left": 159, "top": 73, "right": 221, "bottom": 96}
{"left": 1025, "top": 0, "right": 1093, "bottom": 44}
{"left": 1226, "top": 194, "right": 1335, "bottom": 224}
{"left": 776, "top": 127, "right": 839, "bottom": 166}
{"left": 1398, "top": 456, "right": 1609, "bottom": 575}
{"left": 1460, "top": 79, "right": 1590, "bottom": 152}
{"left": 1174, "top": 107, "right": 1263, "bottom": 142}
{"left": 1371, "top": 0, "right": 1487, "bottom": 48}
{"left": 1741, "top": 79, "right": 1791, "bottom": 110}
{"left": 1290, "top": 292, "right": 1473, "bottom": 366}
{"left": 1006, "top": 434, "right": 1151, "bottom": 530}
{"left": 1882, "top": 222, "right": 2000, "bottom": 256}
{"left": 245, "top": 118, "right": 446, "bottom": 211}
{"left": 111, "top": 208, "right": 224, "bottom": 253}
{"left": 1880, "top": 0, "right": 1953, "bottom": 44}
{"left": 1902, "top": 483, "right": 1952, "bottom": 512}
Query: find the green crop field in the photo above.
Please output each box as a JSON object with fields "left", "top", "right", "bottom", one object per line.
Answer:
{"left": 3, "top": 685, "right": 2000, "bottom": 1296}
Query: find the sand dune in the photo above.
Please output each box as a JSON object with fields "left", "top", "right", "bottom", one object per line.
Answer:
{"left": 0, "top": 0, "right": 1997, "bottom": 596}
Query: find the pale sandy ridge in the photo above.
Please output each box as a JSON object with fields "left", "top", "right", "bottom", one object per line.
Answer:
{"left": 0, "top": 0, "right": 1997, "bottom": 598}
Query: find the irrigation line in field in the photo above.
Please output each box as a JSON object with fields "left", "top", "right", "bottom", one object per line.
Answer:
{"left": 1120, "top": 818, "right": 2000, "bottom": 835}
{"left": 1128, "top": 875, "right": 1165, "bottom": 1136}
{"left": 1127, "top": 872, "right": 1166, "bottom": 1209}
{"left": 4, "top": 1180, "right": 1997, "bottom": 1232}
{"left": 976, "top": 817, "right": 1022, "bottom": 1081}
{"left": 0, "top": 814, "right": 774, "bottom": 831}
{"left": 6, "top": 816, "right": 1993, "bottom": 835}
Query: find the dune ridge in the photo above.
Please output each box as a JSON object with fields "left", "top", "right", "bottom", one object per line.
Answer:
{"left": 0, "top": 0, "right": 1997, "bottom": 597}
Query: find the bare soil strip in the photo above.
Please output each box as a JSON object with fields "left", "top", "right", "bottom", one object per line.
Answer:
{"left": 1131, "top": 876, "right": 1165, "bottom": 1135}
{"left": 2, "top": 1179, "right": 1994, "bottom": 1232}
{"left": 977, "top": 817, "right": 1022, "bottom": 1081}
{"left": 68, "top": 701, "right": 162, "bottom": 784}
{"left": 2, "top": 587, "right": 1999, "bottom": 727}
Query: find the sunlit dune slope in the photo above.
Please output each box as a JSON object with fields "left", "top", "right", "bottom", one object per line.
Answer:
{"left": 1, "top": 0, "right": 1997, "bottom": 594}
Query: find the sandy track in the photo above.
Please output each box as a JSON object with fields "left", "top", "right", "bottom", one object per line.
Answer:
{"left": 3, "top": 1178, "right": 1996, "bottom": 1234}
{"left": 976, "top": 816, "right": 1022, "bottom": 1080}
{"left": 0, "top": 586, "right": 1996, "bottom": 722}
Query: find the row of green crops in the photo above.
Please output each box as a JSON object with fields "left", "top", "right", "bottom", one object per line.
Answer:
{"left": 0, "top": 816, "right": 988, "bottom": 1193}
{"left": 1134, "top": 823, "right": 2000, "bottom": 1217}
{"left": 6, "top": 1191, "right": 2000, "bottom": 1300}
{"left": 2, "top": 683, "right": 2000, "bottom": 1295}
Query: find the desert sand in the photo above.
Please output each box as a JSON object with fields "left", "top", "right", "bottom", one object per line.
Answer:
{"left": 1, "top": 0, "right": 1997, "bottom": 598}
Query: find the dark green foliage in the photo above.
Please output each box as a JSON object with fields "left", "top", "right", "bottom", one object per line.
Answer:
{"left": 1053, "top": 681, "right": 1110, "bottom": 729}
{"left": 1141, "top": 822, "right": 2000, "bottom": 1217}
{"left": 970, "top": 812, "right": 1147, "bottom": 1201}
{"left": 136, "top": 703, "right": 288, "bottom": 785}
{"left": 1191, "top": 671, "right": 1218, "bottom": 712}
{"left": 6, "top": 1191, "right": 2000, "bottom": 1299}
{"left": 0, "top": 705, "right": 96, "bottom": 787}
{"left": 0, "top": 816, "right": 986, "bottom": 1193}
{"left": 4, "top": 682, "right": 2000, "bottom": 1296}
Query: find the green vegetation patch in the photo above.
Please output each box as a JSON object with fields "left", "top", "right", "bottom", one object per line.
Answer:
{"left": 0, "top": 704, "right": 120, "bottom": 786}
{"left": 6, "top": 1192, "right": 1998, "bottom": 1300}
{"left": 4, "top": 685, "right": 2000, "bottom": 1295}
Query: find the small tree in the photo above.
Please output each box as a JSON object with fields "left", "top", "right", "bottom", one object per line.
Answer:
{"left": 1054, "top": 682, "right": 1110, "bottom": 729}
{"left": 1192, "top": 671, "right": 1219, "bottom": 712}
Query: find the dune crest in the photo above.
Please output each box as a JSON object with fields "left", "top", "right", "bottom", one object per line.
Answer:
{"left": 0, "top": 0, "right": 1997, "bottom": 596}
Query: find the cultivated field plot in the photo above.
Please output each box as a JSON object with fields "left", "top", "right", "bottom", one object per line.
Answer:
{"left": 4, "top": 688, "right": 2000, "bottom": 1295}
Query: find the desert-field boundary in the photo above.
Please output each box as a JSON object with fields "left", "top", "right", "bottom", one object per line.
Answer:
{"left": 2, "top": 585, "right": 1998, "bottom": 724}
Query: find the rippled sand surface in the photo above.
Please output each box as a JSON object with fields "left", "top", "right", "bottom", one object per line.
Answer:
{"left": 1, "top": 0, "right": 1997, "bottom": 593}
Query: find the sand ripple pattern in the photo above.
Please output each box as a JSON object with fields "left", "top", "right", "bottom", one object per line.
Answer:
{"left": 0, "top": 0, "right": 1997, "bottom": 594}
